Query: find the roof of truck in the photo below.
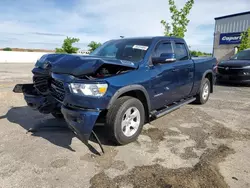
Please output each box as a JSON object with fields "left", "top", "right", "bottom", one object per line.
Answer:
{"left": 113, "top": 36, "right": 184, "bottom": 41}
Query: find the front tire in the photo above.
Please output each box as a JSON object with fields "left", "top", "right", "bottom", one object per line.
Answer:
{"left": 106, "top": 96, "right": 145, "bottom": 145}
{"left": 194, "top": 78, "right": 211, "bottom": 104}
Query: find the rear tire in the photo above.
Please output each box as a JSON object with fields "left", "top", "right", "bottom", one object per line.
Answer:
{"left": 194, "top": 78, "right": 210, "bottom": 104}
{"left": 106, "top": 96, "right": 145, "bottom": 145}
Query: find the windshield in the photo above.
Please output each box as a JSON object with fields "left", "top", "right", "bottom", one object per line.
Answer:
{"left": 230, "top": 50, "right": 250, "bottom": 60}
{"left": 90, "top": 38, "right": 152, "bottom": 62}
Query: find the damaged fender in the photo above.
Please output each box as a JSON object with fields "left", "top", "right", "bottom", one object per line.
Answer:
{"left": 61, "top": 106, "right": 100, "bottom": 143}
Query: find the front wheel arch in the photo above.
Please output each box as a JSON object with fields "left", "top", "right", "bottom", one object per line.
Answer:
{"left": 107, "top": 85, "right": 151, "bottom": 122}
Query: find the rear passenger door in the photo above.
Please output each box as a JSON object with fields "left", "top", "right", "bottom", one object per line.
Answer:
{"left": 172, "top": 41, "right": 194, "bottom": 99}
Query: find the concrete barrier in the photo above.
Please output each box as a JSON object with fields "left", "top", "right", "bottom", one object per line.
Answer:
{"left": 0, "top": 51, "right": 51, "bottom": 63}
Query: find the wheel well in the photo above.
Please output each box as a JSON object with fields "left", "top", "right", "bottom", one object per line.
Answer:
{"left": 119, "top": 90, "right": 149, "bottom": 122}
{"left": 205, "top": 72, "right": 213, "bottom": 93}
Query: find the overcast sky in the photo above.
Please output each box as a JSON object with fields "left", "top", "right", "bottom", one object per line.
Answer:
{"left": 0, "top": 0, "right": 250, "bottom": 52}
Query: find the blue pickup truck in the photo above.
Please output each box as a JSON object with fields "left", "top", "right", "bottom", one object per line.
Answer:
{"left": 13, "top": 36, "right": 216, "bottom": 149}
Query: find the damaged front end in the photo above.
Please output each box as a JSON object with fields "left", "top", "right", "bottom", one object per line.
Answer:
{"left": 13, "top": 83, "right": 60, "bottom": 114}
{"left": 13, "top": 53, "right": 136, "bottom": 153}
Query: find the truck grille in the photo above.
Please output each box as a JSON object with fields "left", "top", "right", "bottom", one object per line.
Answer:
{"left": 217, "top": 66, "right": 249, "bottom": 75}
{"left": 49, "top": 79, "right": 65, "bottom": 102}
{"left": 33, "top": 75, "right": 50, "bottom": 93}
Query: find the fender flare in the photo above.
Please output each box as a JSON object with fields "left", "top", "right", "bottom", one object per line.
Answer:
{"left": 202, "top": 69, "right": 214, "bottom": 93}
{"left": 107, "top": 84, "right": 151, "bottom": 111}
{"left": 202, "top": 69, "right": 213, "bottom": 80}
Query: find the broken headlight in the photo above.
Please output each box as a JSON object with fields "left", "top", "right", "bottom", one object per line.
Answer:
{"left": 69, "top": 83, "right": 108, "bottom": 97}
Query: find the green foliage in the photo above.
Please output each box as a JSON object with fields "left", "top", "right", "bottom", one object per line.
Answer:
{"left": 88, "top": 41, "right": 102, "bottom": 53}
{"left": 161, "top": 0, "right": 194, "bottom": 38}
{"left": 55, "top": 37, "right": 80, "bottom": 54}
{"left": 190, "top": 50, "right": 212, "bottom": 57}
{"left": 239, "top": 27, "right": 250, "bottom": 51}
{"left": 3, "top": 47, "right": 12, "bottom": 51}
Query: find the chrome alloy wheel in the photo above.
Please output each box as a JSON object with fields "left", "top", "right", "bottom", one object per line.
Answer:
{"left": 202, "top": 83, "right": 209, "bottom": 100}
{"left": 121, "top": 107, "right": 141, "bottom": 137}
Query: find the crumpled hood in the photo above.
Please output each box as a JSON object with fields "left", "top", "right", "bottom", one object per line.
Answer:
{"left": 219, "top": 59, "right": 250, "bottom": 68}
{"left": 37, "top": 54, "right": 138, "bottom": 76}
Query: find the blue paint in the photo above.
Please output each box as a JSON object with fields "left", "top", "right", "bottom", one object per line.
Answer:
{"left": 17, "top": 36, "right": 217, "bottom": 142}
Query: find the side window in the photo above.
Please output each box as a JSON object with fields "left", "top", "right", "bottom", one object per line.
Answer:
{"left": 154, "top": 41, "right": 173, "bottom": 57}
{"left": 174, "top": 43, "right": 189, "bottom": 60}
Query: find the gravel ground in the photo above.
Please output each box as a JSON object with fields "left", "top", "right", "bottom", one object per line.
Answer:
{"left": 0, "top": 63, "right": 250, "bottom": 188}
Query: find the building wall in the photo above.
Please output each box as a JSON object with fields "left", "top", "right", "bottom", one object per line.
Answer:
{"left": 213, "top": 13, "right": 250, "bottom": 62}
{"left": 215, "top": 14, "right": 250, "bottom": 33}
{"left": 213, "top": 31, "right": 238, "bottom": 62}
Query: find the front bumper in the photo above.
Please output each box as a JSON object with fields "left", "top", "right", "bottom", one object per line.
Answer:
{"left": 13, "top": 84, "right": 59, "bottom": 114}
{"left": 61, "top": 106, "right": 100, "bottom": 142}
{"left": 13, "top": 84, "right": 101, "bottom": 143}
{"left": 216, "top": 74, "right": 250, "bottom": 84}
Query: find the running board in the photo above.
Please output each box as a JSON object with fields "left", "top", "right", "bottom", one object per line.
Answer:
{"left": 151, "top": 98, "right": 196, "bottom": 119}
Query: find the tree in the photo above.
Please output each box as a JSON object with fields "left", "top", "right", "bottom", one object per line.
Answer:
{"left": 3, "top": 47, "right": 12, "bottom": 51}
{"left": 190, "top": 50, "right": 212, "bottom": 57}
{"left": 88, "top": 41, "right": 102, "bottom": 53}
{"left": 55, "top": 37, "right": 80, "bottom": 54}
{"left": 239, "top": 27, "right": 250, "bottom": 51}
{"left": 161, "top": 0, "right": 194, "bottom": 38}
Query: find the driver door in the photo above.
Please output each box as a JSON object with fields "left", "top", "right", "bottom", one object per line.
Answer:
{"left": 149, "top": 40, "right": 180, "bottom": 110}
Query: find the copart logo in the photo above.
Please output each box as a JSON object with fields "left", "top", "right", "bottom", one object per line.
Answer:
{"left": 222, "top": 36, "right": 242, "bottom": 42}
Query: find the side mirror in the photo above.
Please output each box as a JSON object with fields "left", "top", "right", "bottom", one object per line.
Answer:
{"left": 152, "top": 53, "right": 176, "bottom": 65}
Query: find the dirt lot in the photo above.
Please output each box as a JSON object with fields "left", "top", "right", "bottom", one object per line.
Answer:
{"left": 0, "top": 63, "right": 250, "bottom": 188}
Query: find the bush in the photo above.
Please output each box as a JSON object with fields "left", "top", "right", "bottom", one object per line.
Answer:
{"left": 239, "top": 27, "right": 250, "bottom": 51}
{"left": 3, "top": 47, "right": 12, "bottom": 51}
{"left": 55, "top": 37, "right": 80, "bottom": 54}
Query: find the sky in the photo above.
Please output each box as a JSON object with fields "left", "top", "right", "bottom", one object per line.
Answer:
{"left": 0, "top": 0, "right": 250, "bottom": 53}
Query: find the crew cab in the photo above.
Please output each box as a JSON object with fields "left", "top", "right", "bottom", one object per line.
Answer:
{"left": 13, "top": 36, "right": 216, "bottom": 148}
